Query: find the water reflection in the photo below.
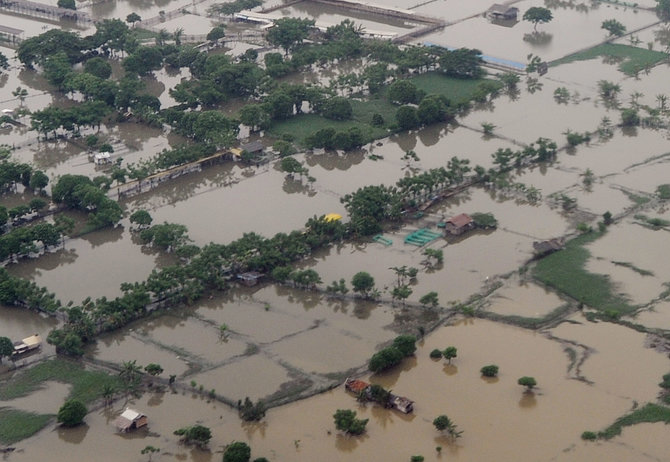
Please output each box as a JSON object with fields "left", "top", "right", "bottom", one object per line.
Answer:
{"left": 443, "top": 364, "right": 458, "bottom": 376}
{"left": 57, "top": 423, "right": 89, "bottom": 444}
{"left": 519, "top": 392, "right": 538, "bottom": 409}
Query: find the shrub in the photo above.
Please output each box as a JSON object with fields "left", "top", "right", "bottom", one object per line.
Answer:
{"left": 392, "top": 335, "right": 417, "bottom": 357}
{"left": 368, "top": 347, "right": 404, "bottom": 373}
{"left": 429, "top": 349, "right": 443, "bottom": 359}
{"left": 223, "top": 441, "right": 251, "bottom": 462}
{"left": 581, "top": 431, "right": 597, "bottom": 440}
{"left": 57, "top": 399, "right": 87, "bottom": 427}
{"left": 481, "top": 365, "right": 499, "bottom": 377}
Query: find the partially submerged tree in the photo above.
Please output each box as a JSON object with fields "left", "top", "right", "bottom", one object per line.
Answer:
{"left": 433, "top": 414, "right": 462, "bottom": 438}
{"left": 223, "top": 441, "right": 251, "bottom": 462}
{"left": 333, "top": 409, "right": 368, "bottom": 435}
{"left": 480, "top": 364, "right": 499, "bottom": 377}
{"left": 0, "top": 336, "right": 13, "bottom": 363}
{"left": 442, "top": 346, "right": 457, "bottom": 364}
{"left": 518, "top": 376, "right": 537, "bottom": 391}
{"left": 174, "top": 424, "right": 212, "bottom": 448}
{"left": 523, "top": 7, "right": 553, "bottom": 31}
{"left": 57, "top": 399, "right": 87, "bottom": 427}
{"left": 602, "top": 19, "right": 626, "bottom": 38}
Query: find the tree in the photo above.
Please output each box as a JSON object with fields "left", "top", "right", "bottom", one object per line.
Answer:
{"left": 173, "top": 424, "right": 212, "bottom": 448}
{"left": 266, "top": 18, "right": 315, "bottom": 54}
{"left": 388, "top": 80, "right": 419, "bottom": 104}
{"left": 57, "top": 399, "right": 87, "bottom": 427}
{"left": 333, "top": 409, "right": 368, "bottom": 435}
{"left": 417, "top": 95, "right": 449, "bottom": 126}
{"left": 396, "top": 105, "right": 419, "bottom": 130}
{"left": 84, "top": 57, "right": 112, "bottom": 79}
{"left": 0, "top": 52, "right": 8, "bottom": 71}
{"left": 12, "top": 86, "right": 28, "bottom": 105}
{"left": 29, "top": 170, "right": 49, "bottom": 191}
{"left": 523, "top": 7, "right": 553, "bottom": 31}
{"left": 57, "top": 0, "right": 76, "bottom": 10}
{"left": 621, "top": 108, "right": 640, "bottom": 126}
{"left": 518, "top": 376, "right": 537, "bottom": 391}
{"left": 391, "top": 284, "right": 413, "bottom": 306}
{"left": 602, "top": 19, "right": 626, "bottom": 38}
{"left": 393, "top": 335, "right": 417, "bottom": 357}
{"left": 657, "top": 0, "right": 670, "bottom": 19}
{"left": 130, "top": 210, "right": 153, "bottom": 230}
{"left": 439, "top": 48, "right": 484, "bottom": 79}
{"left": 223, "top": 441, "right": 251, "bottom": 462}
{"left": 238, "top": 397, "right": 266, "bottom": 421}
{"left": 141, "top": 446, "right": 159, "bottom": 461}
{"left": 481, "top": 365, "right": 499, "bottom": 377}
{"left": 433, "top": 414, "right": 462, "bottom": 438}
{"left": 368, "top": 346, "right": 404, "bottom": 372}
{"left": 119, "top": 359, "right": 143, "bottom": 392}
{"left": 207, "top": 25, "right": 226, "bottom": 42}
{"left": 0, "top": 336, "right": 13, "bottom": 363}
{"left": 351, "top": 271, "right": 375, "bottom": 298}
{"left": 443, "top": 346, "right": 457, "bottom": 364}
{"left": 126, "top": 13, "right": 141, "bottom": 26}
{"left": 144, "top": 363, "right": 163, "bottom": 378}
{"left": 322, "top": 96, "right": 352, "bottom": 121}
{"left": 419, "top": 291, "right": 439, "bottom": 308}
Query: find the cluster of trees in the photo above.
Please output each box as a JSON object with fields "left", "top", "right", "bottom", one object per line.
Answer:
{"left": 0, "top": 221, "right": 69, "bottom": 262}
{"left": 45, "top": 215, "right": 346, "bottom": 355}
{"left": 368, "top": 335, "right": 416, "bottom": 373}
{"left": 333, "top": 409, "right": 368, "bottom": 435}
{"left": 305, "top": 126, "right": 367, "bottom": 151}
{"left": 0, "top": 158, "right": 49, "bottom": 194}
{"left": 174, "top": 424, "right": 212, "bottom": 448}
{"left": 51, "top": 174, "right": 122, "bottom": 229}
{"left": 0, "top": 267, "right": 62, "bottom": 313}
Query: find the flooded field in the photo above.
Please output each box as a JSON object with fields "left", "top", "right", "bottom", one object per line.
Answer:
{"left": 2, "top": 0, "right": 670, "bottom": 460}
{"left": 7, "top": 319, "right": 668, "bottom": 461}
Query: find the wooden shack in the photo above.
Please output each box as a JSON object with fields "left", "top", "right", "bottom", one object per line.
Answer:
{"left": 444, "top": 213, "right": 474, "bottom": 236}
{"left": 114, "top": 408, "right": 148, "bottom": 432}
{"left": 237, "top": 271, "right": 263, "bottom": 286}
{"left": 533, "top": 238, "right": 565, "bottom": 257}
{"left": 486, "top": 4, "right": 519, "bottom": 20}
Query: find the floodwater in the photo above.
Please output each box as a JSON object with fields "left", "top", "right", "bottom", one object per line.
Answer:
{"left": 7, "top": 319, "right": 668, "bottom": 461}
{"left": 484, "top": 274, "right": 566, "bottom": 317}
{"left": 2, "top": 0, "right": 670, "bottom": 460}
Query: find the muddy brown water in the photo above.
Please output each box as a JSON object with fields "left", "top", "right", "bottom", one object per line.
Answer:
{"left": 1, "top": 3, "right": 670, "bottom": 460}
{"left": 7, "top": 318, "right": 667, "bottom": 461}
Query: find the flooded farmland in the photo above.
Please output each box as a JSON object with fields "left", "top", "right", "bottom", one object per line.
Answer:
{"left": 2, "top": 0, "right": 670, "bottom": 459}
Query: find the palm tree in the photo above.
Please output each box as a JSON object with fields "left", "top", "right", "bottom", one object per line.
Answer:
{"left": 173, "top": 28, "right": 184, "bottom": 46}
{"left": 101, "top": 384, "right": 116, "bottom": 406}
{"left": 656, "top": 94, "right": 668, "bottom": 111}
{"left": 119, "top": 360, "right": 143, "bottom": 393}
{"left": 155, "top": 29, "right": 170, "bottom": 47}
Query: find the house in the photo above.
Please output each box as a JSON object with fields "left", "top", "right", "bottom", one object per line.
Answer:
{"left": 237, "top": 271, "right": 263, "bottom": 286}
{"left": 343, "top": 377, "right": 414, "bottom": 414}
{"left": 533, "top": 238, "right": 565, "bottom": 257}
{"left": 114, "top": 408, "right": 148, "bottom": 432}
{"left": 13, "top": 334, "right": 41, "bottom": 355}
{"left": 486, "top": 4, "right": 519, "bottom": 20}
{"left": 94, "top": 152, "right": 111, "bottom": 165}
{"left": 444, "top": 213, "right": 475, "bottom": 236}
{"left": 240, "top": 141, "right": 264, "bottom": 155}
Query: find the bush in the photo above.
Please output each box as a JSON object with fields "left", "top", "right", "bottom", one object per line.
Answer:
{"left": 173, "top": 424, "right": 212, "bottom": 448}
{"left": 333, "top": 409, "right": 368, "bottom": 435}
{"left": 368, "top": 346, "right": 404, "bottom": 373}
{"left": 57, "top": 399, "right": 87, "bottom": 427}
{"left": 429, "top": 349, "right": 443, "bottom": 359}
{"left": 223, "top": 441, "right": 251, "bottom": 462}
{"left": 395, "top": 105, "right": 419, "bottom": 130}
{"left": 392, "top": 335, "right": 417, "bottom": 357}
{"left": 480, "top": 365, "right": 499, "bottom": 377}
{"left": 322, "top": 96, "right": 353, "bottom": 121}
{"left": 581, "top": 431, "right": 597, "bottom": 440}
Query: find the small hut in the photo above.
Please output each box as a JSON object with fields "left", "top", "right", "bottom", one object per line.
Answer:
{"left": 240, "top": 141, "right": 264, "bottom": 156}
{"left": 237, "top": 271, "right": 263, "bottom": 287}
{"left": 444, "top": 213, "right": 474, "bottom": 236}
{"left": 533, "top": 238, "right": 565, "bottom": 257}
{"left": 486, "top": 4, "right": 519, "bottom": 20}
{"left": 114, "top": 408, "right": 148, "bottom": 433}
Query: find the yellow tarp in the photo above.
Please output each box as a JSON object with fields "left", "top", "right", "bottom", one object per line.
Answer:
{"left": 324, "top": 213, "right": 342, "bottom": 222}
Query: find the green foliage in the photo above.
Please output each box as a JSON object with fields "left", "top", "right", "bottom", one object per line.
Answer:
{"left": 57, "top": 0, "right": 76, "bottom": 10}
{"left": 420, "top": 291, "right": 439, "bottom": 308}
{"left": 439, "top": 48, "right": 484, "bottom": 79}
{"left": 144, "top": 363, "right": 163, "bottom": 376}
{"left": 443, "top": 346, "right": 457, "bottom": 363}
{"left": 368, "top": 346, "right": 404, "bottom": 373}
{"left": 239, "top": 397, "right": 266, "bottom": 421}
{"left": 620, "top": 108, "right": 640, "bottom": 126}
{"left": 57, "top": 399, "right": 87, "bottom": 427}
{"left": 471, "top": 212, "right": 498, "bottom": 228}
{"left": 393, "top": 335, "right": 417, "bottom": 357}
{"left": 598, "top": 403, "right": 670, "bottom": 439}
{"left": 0, "top": 336, "right": 13, "bottom": 361}
{"left": 581, "top": 431, "right": 597, "bottom": 440}
{"left": 395, "top": 105, "right": 419, "bottom": 130}
{"left": 659, "top": 373, "right": 670, "bottom": 389}
{"left": 533, "top": 232, "right": 635, "bottom": 316}
{"left": 333, "top": 409, "right": 368, "bottom": 435}
{"left": 518, "top": 376, "right": 537, "bottom": 390}
{"left": 552, "top": 44, "right": 667, "bottom": 77}
{"left": 523, "top": 7, "right": 553, "bottom": 30}
{"left": 602, "top": 19, "right": 626, "bottom": 37}
{"left": 657, "top": 184, "right": 670, "bottom": 199}
{"left": 433, "top": 414, "right": 462, "bottom": 437}
{"left": 410, "top": 456, "right": 424, "bottom": 462}
{"left": 388, "top": 80, "right": 420, "bottom": 104}
{"left": 266, "top": 17, "right": 315, "bottom": 54}
{"left": 173, "top": 424, "right": 212, "bottom": 447}
{"left": 140, "top": 222, "right": 190, "bottom": 252}
{"left": 0, "top": 409, "right": 52, "bottom": 445}
{"left": 130, "top": 210, "right": 153, "bottom": 228}
{"left": 207, "top": 25, "right": 226, "bottom": 41}
{"left": 223, "top": 441, "right": 251, "bottom": 462}
{"left": 322, "top": 96, "right": 353, "bottom": 121}
{"left": 480, "top": 365, "right": 499, "bottom": 377}
{"left": 566, "top": 131, "right": 591, "bottom": 146}
{"left": 430, "top": 348, "right": 443, "bottom": 359}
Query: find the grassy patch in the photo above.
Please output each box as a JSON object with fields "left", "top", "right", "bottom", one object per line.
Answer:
{"left": 0, "top": 358, "right": 122, "bottom": 404}
{"left": 634, "top": 214, "right": 670, "bottom": 229}
{"left": 597, "top": 403, "right": 670, "bottom": 439}
{"left": 267, "top": 113, "right": 385, "bottom": 147}
{"left": 0, "top": 408, "right": 52, "bottom": 445}
{"left": 623, "top": 190, "right": 651, "bottom": 206}
{"left": 611, "top": 260, "right": 655, "bottom": 276}
{"left": 551, "top": 43, "right": 668, "bottom": 76}
{"left": 409, "top": 72, "right": 497, "bottom": 103}
{"left": 533, "top": 232, "right": 636, "bottom": 316}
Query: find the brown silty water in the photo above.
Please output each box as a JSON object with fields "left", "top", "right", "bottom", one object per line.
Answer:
{"left": 2, "top": 0, "right": 670, "bottom": 459}
{"left": 6, "top": 318, "right": 668, "bottom": 461}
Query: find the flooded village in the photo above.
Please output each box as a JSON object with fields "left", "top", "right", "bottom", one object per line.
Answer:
{"left": 1, "top": 0, "right": 670, "bottom": 460}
